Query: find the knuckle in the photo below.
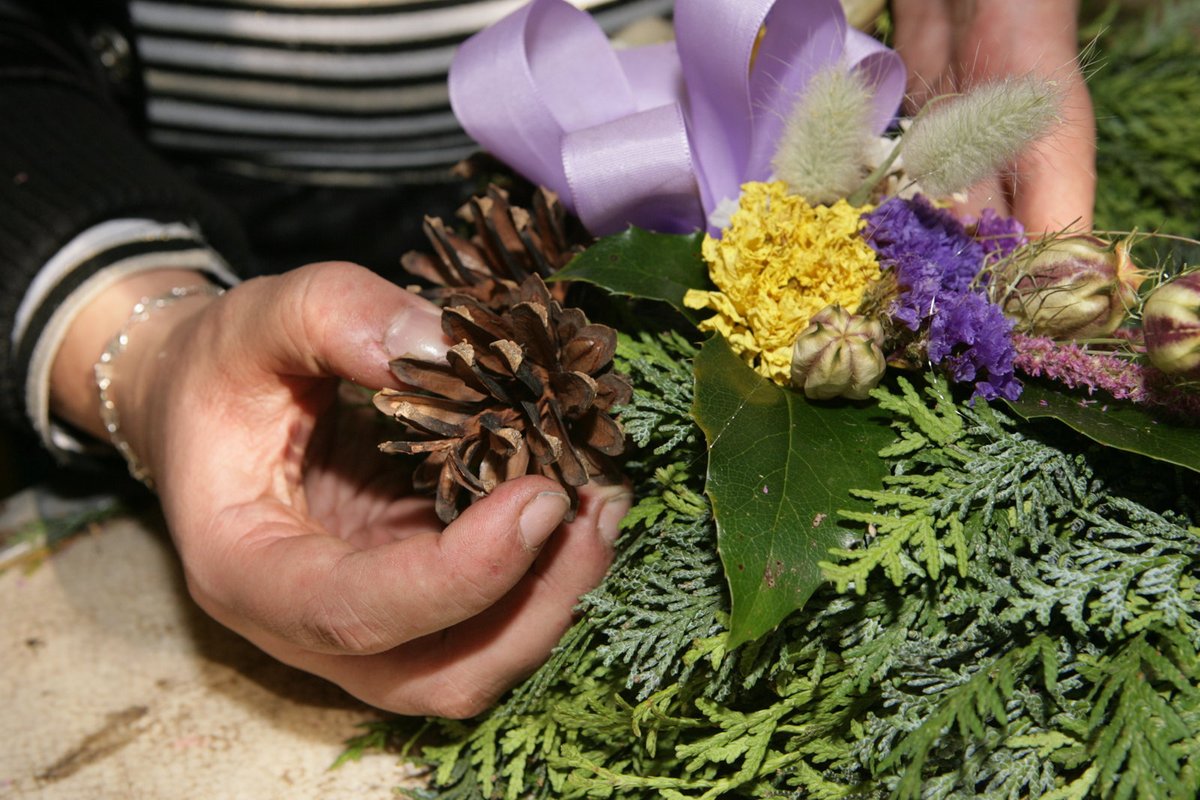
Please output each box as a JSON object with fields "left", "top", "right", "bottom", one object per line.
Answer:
{"left": 447, "top": 563, "right": 508, "bottom": 611}
{"left": 298, "top": 597, "right": 390, "bottom": 655}
{"left": 427, "top": 683, "right": 503, "bottom": 720}
{"left": 293, "top": 260, "right": 369, "bottom": 304}
{"left": 286, "top": 261, "right": 375, "bottom": 355}
{"left": 435, "top": 537, "right": 515, "bottom": 611}
{"left": 180, "top": 567, "right": 222, "bottom": 620}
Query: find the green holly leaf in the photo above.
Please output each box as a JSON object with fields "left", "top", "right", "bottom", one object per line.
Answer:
{"left": 553, "top": 228, "right": 709, "bottom": 323}
{"left": 1005, "top": 382, "right": 1200, "bottom": 474}
{"left": 692, "top": 337, "right": 894, "bottom": 648}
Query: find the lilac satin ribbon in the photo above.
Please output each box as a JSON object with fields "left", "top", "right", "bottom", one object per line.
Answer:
{"left": 450, "top": 0, "right": 904, "bottom": 235}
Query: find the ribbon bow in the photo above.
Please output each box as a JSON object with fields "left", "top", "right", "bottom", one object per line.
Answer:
{"left": 450, "top": 0, "right": 905, "bottom": 235}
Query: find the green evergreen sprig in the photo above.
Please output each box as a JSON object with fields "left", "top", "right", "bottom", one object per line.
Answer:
{"left": 1088, "top": 1, "right": 1200, "bottom": 262}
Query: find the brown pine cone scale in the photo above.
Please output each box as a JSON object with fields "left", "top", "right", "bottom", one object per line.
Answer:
{"left": 401, "top": 186, "right": 584, "bottom": 311}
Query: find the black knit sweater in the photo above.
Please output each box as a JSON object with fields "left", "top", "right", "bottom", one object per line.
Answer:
{"left": 0, "top": 1, "right": 251, "bottom": 436}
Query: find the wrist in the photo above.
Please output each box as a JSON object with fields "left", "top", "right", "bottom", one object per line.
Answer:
{"left": 102, "top": 285, "right": 224, "bottom": 486}
{"left": 50, "top": 270, "right": 220, "bottom": 476}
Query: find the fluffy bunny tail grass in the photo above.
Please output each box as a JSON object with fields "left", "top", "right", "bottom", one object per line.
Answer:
{"left": 900, "top": 75, "right": 1062, "bottom": 200}
{"left": 772, "top": 66, "right": 877, "bottom": 205}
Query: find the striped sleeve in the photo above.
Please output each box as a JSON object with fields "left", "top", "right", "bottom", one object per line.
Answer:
{"left": 129, "top": 0, "right": 674, "bottom": 183}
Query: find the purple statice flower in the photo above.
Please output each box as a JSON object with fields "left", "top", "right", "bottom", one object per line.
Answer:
{"left": 863, "top": 195, "right": 1021, "bottom": 401}
{"left": 863, "top": 196, "right": 985, "bottom": 306}
{"left": 873, "top": 249, "right": 940, "bottom": 331}
{"left": 928, "top": 292, "right": 1021, "bottom": 401}
{"left": 970, "top": 208, "right": 1027, "bottom": 262}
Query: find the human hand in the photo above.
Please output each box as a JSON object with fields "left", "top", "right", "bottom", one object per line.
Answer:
{"left": 891, "top": 0, "right": 1096, "bottom": 233}
{"left": 51, "top": 263, "right": 630, "bottom": 716}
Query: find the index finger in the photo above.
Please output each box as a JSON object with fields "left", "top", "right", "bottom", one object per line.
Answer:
{"left": 183, "top": 475, "right": 572, "bottom": 655}
{"left": 1011, "top": 76, "right": 1096, "bottom": 234}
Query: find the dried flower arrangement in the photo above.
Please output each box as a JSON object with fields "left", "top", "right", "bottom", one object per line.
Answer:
{"left": 346, "top": 1, "right": 1200, "bottom": 797}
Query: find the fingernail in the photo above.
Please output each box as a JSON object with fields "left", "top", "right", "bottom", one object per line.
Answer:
{"left": 518, "top": 491, "right": 570, "bottom": 552}
{"left": 384, "top": 304, "right": 448, "bottom": 362}
{"left": 598, "top": 492, "right": 633, "bottom": 547}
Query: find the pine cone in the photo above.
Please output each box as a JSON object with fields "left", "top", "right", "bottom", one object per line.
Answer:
{"left": 401, "top": 185, "right": 585, "bottom": 310}
{"left": 375, "top": 275, "right": 631, "bottom": 523}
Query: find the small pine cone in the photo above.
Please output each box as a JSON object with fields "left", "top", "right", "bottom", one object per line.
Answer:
{"left": 401, "top": 185, "right": 586, "bottom": 310}
{"left": 375, "top": 275, "right": 631, "bottom": 523}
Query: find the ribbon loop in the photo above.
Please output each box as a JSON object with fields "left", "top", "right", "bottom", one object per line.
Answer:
{"left": 450, "top": 0, "right": 905, "bottom": 235}
{"left": 564, "top": 104, "right": 702, "bottom": 235}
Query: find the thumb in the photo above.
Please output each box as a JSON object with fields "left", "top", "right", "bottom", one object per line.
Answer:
{"left": 239, "top": 261, "right": 450, "bottom": 389}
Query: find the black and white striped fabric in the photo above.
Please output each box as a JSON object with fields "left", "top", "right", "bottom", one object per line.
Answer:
{"left": 129, "top": 0, "right": 673, "bottom": 185}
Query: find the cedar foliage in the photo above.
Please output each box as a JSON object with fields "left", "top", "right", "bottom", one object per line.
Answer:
{"left": 1088, "top": 1, "right": 1200, "bottom": 263}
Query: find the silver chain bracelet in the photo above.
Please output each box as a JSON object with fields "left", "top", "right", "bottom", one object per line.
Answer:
{"left": 93, "top": 284, "right": 224, "bottom": 489}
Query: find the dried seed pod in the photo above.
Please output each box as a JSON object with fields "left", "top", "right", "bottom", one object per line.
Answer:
{"left": 996, "top": 235, "right": 1146, "bottom": 340}
{"left": 791, "top": 305, "right": 886, "bottom": 400}
{"left": 1143, "top": 271, "right": 1200, "bottom": 377}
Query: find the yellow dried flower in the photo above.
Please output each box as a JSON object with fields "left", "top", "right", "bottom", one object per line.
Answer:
{"left": 684, "top": 181, "right": 881, "bottom": 383}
